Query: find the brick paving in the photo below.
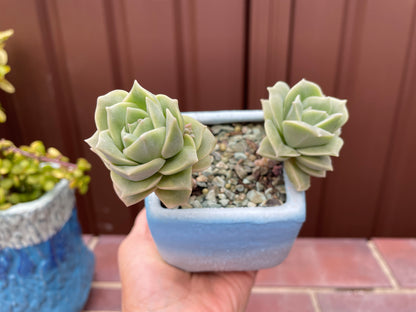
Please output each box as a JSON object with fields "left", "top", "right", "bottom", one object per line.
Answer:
{"left": 83, "top": 236, "right": 416, "bottom": 312}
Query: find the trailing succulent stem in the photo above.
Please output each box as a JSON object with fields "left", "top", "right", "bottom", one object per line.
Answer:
{"left": 86, "top": 81, "right": 216, "bottom": 208}
{"left": 257, "top": 79, "right": 349, "bottom": 191}
{"left": 0, "top": 139, "right": 91, "bottom": 210}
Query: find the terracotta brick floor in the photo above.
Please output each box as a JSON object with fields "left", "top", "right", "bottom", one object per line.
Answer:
{"left": 82, "top": 236, "right": 416, "bottom": 312}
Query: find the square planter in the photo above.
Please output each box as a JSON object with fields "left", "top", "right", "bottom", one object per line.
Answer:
{"left": 145, "top": 110, "right": 305, "bottom": 272}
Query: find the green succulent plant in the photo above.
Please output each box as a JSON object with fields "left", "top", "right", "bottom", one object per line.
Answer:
{"left": 86, "top": 81, "right": 216, "bottom": 208}
{"left": 257, "top": 79, "right": 349, "bottom": 191}
{"left": 0, "top": 139, "right": 91, "bottom": 210}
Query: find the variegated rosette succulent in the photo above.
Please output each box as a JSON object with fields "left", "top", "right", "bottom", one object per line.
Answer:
{"left": 86, "top": 81, "right": 216, "bottom": 208}
{"left": 257, "top": 79, "right": 349, "bottom": 191}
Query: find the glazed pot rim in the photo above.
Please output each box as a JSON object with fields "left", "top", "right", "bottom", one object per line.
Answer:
{"left": 146, "top": 168, "right": 305, "bottom": 224}
{"left": 0, "top": 179, "right": 70, "bottom": 216}
{"left": 145, "top": 109, "right": 306, "bottom": 224}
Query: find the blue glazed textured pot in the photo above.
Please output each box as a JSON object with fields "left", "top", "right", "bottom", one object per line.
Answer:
{"left": 145, "top": 110, "right": 306, "bottom": 272}
{"left": 0, "top": 180, "right": 94, "bottom": 312}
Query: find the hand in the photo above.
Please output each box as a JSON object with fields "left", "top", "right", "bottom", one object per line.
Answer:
{"left": 118, "top": 209, "right": 257, "bottom": 312}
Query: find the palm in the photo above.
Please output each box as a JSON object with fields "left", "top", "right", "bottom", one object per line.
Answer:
{"left": 118, "top": 210, "right": 257, "bottom": 312}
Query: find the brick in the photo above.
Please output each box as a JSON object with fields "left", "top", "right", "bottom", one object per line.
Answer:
{"left": 93, "top": 235, "right": 125, "bottom": 281}
{"left": 373, "top": 238, "right": 416, "bottom": 287}
{"left": 83, "top": 288, "right": 121, "bottom": 311}
{"left": 246, "top": 293, "right": 315, "bottom": 312}
{"left": 255, "top": 238, "right": 390, "bottom": 288}
{"left": 318, "top": 292, "right": 416, "bottom": 312}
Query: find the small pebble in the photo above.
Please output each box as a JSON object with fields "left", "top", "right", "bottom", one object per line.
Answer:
{"left": 197, "top": 175, "right": 208, "bottom": 182}
{"left": 212, "top": 176, "right": 225, "bottom": 188}
{"left": 206, "top": 189, "right": 217, "bottom": 202}
{"left": 256, "top": 182, "right": 264, "bottom": 192}
{"left": 234, "top": 152, "right": 247, "bottom": 160}
{"left": 265, "top": 198, "right": 282, "bottom": 206}
{"left": 277, "top": 185, "right": 286, "bottom": 194}
{"left": 189, "top": 123, "right": 286, "bottom": 208}
{"left": 247, "top": 190, "right": 266, "bottom": 204}
{"left": 242, "top": 178, "right": 250, "bottom": 185}
{"left": 265, "top": 188, "right": 274, "bottom": 199}
{"left": 220, "top": 199, "right": 230, "bottom": 206}
{"left": 234, "top": 165, "right": 247, "bottom": 179}
{"left": 231, "top": 142, "right": 246, "bottom": 153}
{"left": 191, "top": 200, "right": 202, "bottom": 208}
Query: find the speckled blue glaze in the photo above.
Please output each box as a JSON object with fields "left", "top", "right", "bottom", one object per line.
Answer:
{"left": 0, "top": 209, "right": 94, "bottom": 312}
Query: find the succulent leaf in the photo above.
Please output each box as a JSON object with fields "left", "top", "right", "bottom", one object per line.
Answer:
{"left": 296, "top": 155, "right": 333, "bottom": 171}
{"left": 264, "top": 119, "right": 299, "bottom": 158}
{"left": 123, "top": 80, "right": 156, "bottom": 110}
{"left": 111, "top": 171, "right": 162, "bottom": 197}
{"left": 155, "top": 188, "right": 192, "bottom": 209}
{"left": 107, "top": 102, "right": 137, "bottom": 149}
{"left": 283, "top": 79, "right": 323, "bottom": 117}
{"left": 283, "top": 120, "right": 334, "bottom": 148}
{"left": 132, "top": 117, "right": 153, "bottom": 138}
{"left": 285, "top": 95, "right": 303, "bottom": 121}
{"left": 126, "top": 107, "right": 148, "bottom": 124}
{"left": 157, "top": 94, "right": 184, "bottom": 130}
{"left": 257, "top": 79, "right": 349, "bottom": 191}
{"left": 123, "top": 127, "right": 166, "bottom": 163}
{"left": 157, "top": 167, "right": 192, "bottom": 191}
{"left": 295, "top": 161, "right": 327, "bottom": 178}
{"left": 315, "top": 113, "right": 344, "bottom": 132}
{"left": 162, "top": 109, "right": 184, "bottom": 158}
{"left": 86, "top": 81, "right": 216, "bottom": 207}
{"left": 192, "top": 155, "right": 213, "bottom": 172}
{"left": 297, "top": 137, "right": 344, "bottom": 156}
{"left": 95, "top": 90, "right": 128, "bottom": 131}
{"left": 159, "top": 134, "right": 198, "bottom": 175}
{"left": 196, "top": 128, "right": 218, "bottom": 160}
{"left": 96, "top": 130, "right": 136, "bottom": 166}
{"left": 183, "top": 115, "right": 204, "bottom": 149}
{"left": 109, "top": 158, "right": 166, "bottom": 181}
{"left": 301, "top": 108, "right": 329, "bottom": 125}
{"left": 146, "top": 97, "right": 166, "bottom": 128}
{"left": 284, "top": 158, "right": 311, "bottom": 191}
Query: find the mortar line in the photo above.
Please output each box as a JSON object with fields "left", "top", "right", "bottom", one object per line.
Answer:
{"left": 88, "top": 236, "right": 99, "bottom": 251}
{"left": 92, "top": 281, "right": 122, "bottom": 289}
{"left": 252, "top": 286, "right": 416, "bottom": 294}
{"left": 367, "top": 241, "right": 400, "bottom": 289}
{"left": 309, "top": 290, "right": 322, "bottom": 312}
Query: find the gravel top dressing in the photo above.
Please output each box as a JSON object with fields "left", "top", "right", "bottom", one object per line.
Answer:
{"left": 186, "top": 123, "right": 286, "bottom": 208}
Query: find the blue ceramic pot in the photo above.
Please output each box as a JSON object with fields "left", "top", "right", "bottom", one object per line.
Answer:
{"left": 145, "top": 110, "right": 305, "bottom": 272}
{"left": 0, "top": 180, "right": 94, "bottom": 312}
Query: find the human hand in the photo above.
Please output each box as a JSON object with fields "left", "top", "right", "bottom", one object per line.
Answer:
{"left": 118, "top": 209, "right": 257, "bottom": 312}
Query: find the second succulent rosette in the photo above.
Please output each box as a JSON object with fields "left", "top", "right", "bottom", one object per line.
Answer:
{"left": 86, "top": 81, "right": 216, "bottom": 208}
{"left": 257, "top": 79, "right": 349, "bottom": 191}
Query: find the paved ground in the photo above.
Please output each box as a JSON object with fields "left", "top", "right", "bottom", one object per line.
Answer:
{"left": 82, "top": 236, "right": 416, "bottom": 312}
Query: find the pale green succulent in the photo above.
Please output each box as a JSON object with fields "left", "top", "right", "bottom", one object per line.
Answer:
{"left": 257, "top": 79, "right": 349, "bottom": 191}
{"left": 86, "top": 81, "right": 216, "bottom": 208}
